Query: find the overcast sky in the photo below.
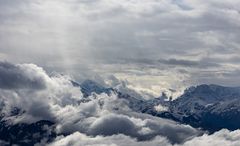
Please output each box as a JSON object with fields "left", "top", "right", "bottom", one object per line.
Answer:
{"left": 0, "top": 0, "right": 240, "bottom": 97}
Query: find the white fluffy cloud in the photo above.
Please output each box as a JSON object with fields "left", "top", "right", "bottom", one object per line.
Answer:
{"left": 49, "top": 129, "right": 240, "bottom": 146}
{"left": 178, "top": 129, "right": 240, "bottom": 146}
{"left": 48, "top": 132, "right": 171, "bottom": 146}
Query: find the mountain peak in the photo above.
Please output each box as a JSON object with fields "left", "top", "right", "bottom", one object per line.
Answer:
{"left": 81, "top": 79, "right": 105, "bottom": 89}
{"left": 181, "top": 84, "right": 240, "bottom": 101}
{"left": 80, "top": 79, "right": 113, "bottom": 97}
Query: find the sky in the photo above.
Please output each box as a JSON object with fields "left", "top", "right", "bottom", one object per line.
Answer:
{"left": 1, "top": 1, "right": 240, "bottom": 145}
{"left": 0, "top": 0, "right": 240, "bottom": 97}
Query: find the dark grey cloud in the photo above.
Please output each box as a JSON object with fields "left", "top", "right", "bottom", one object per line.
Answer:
{"left": 88, "top": 113, "right": 200, "bottom": 144}
{"left": 158, "top": 59, "right": 199, "bottom": 67}
{"left": 89, "top": 114, "right": 137, "bottom": 136}
{"left": 0, "top": 61, "right": 46, "bottom": 90}
{"left": 158, "top": 58, "right": 220, "bottom": 68}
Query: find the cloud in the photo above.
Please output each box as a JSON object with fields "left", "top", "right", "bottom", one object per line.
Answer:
{"left": 0, "top": 61, "right": 83, "bottom": 123}
{"left": 89, "top": 114, "right": 137, "bottom": 136}
{"left": 87, "top": 113, "right": 199, "bottom": 143}
{"left": 178, "top": 129, "right": 240, "bottom": 146}
{"left": 158, "top": 59, "right": 198, "bottom": 67}
{"left": 157, "top": 58, "right": 221, "bottom": 69}
{"left": 0, "top": 61, "right": 47, "bottom": 89}
{"left": 48, "top": 132, "right": 171, "bottom": 146}
{"left": 1, "top": 0, "right": 240, "bottom": 95}
{"left": 48, "top": 129, "right": 240, "bottom": 146}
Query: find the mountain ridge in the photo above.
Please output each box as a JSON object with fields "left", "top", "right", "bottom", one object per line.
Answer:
{"left": 75, "top": 80, "right": 240, "bottom": 133}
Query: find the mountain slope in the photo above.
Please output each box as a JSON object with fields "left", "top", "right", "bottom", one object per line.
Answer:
{"left": 74, "top": 81, "right": 240, "bottom": 132}
{"left": 147, "top": 84, "right": 240, "bottom": 133}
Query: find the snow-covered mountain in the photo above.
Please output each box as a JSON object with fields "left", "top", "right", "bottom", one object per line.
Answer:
{"left": 73, "top": 80, "right": 145, "bottom": 109}
{"left": 0, "top": 108, "right": 56, "bottom": 146}
{"left": 79, "top": 79, "right": 113, "bottom": 97}
{"left": 2, "top": 79, "right": 240, "bottom": 145}
{"left": 76, "top": 81, "right": 240, "bottom": 133}
{"left": 141, "top": 84, "right": 240, "bottom": 133}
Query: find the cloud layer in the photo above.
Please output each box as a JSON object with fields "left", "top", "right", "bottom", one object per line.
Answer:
{"left": 49, "top": 129, "right": 240, "bottom": 146}
{"left": 0, "top": 0, "right": 240, "bottom": 97}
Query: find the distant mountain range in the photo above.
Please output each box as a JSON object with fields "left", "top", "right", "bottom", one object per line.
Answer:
{"left": 139, "top": 84, "right": 240, "bottom": 133}
{"left": 76, "top": 81, "right": 240, "bottom": 133}
{"left": 1, "top": 80, "right": 240, "bottom": 145}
